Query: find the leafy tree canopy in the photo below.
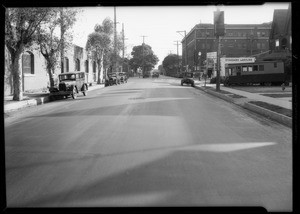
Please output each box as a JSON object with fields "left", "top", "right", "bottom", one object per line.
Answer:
{"left": 129, "top": 44, "right": 158, "bottom": 71}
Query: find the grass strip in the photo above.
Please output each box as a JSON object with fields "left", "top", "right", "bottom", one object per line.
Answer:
{"left": 249, "top": 101, "right": 292, "bottom": 118}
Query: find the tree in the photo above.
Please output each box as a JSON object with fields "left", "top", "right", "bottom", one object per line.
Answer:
{"left": 86, "top": 18, "right": 113, "bottom": 84}
{"left": 129, "top": 44, "right": 158, "bottom": 74}
{"left": 36, "top": 8, "right": 80, "bottom": 87}
{"left": 59, "top": 8, "right": 80, "bottom": 73}
{"left": 5, "top": 8, "right": 52, "bottom": 100}
{"left": 162, "top": 54, "right": 181, "bottom": 77}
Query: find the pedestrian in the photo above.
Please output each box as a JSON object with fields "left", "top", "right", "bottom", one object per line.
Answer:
{"left": 281, "top": 83, "right": 285, "bottom": 91}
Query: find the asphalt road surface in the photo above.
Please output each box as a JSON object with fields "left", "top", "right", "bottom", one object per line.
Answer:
{"left": 5, "top": 76, "right": 292, "bottom": 211}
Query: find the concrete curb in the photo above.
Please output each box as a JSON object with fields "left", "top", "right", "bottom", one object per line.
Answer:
{"left": 244, "top": 102, "right": 292, "bottom": 128}
{"left": 4, "top": 84, "right": 105, "bottom": 113}
{"left": 194, "top": 85, "right": 292, "bottom": 128}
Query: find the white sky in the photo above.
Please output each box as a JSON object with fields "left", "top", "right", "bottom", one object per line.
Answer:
{"left": 71, "top": 3, "right": 290, "bottom": 68}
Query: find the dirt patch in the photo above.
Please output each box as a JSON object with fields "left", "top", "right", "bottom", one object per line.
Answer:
{"left": 227, "top": 94, "right": 247, "bottom": 99}
{"left": 249, "top": 101, "right": 292, "bottom": 118}
{"left": 204, "top": 87, "right": 232, "bottom": 94}
{"left": 229, "top": 86, "right": 292, "bottom": 93}
{"left": 260, "top": 93, "right": 292, "bottom": 98}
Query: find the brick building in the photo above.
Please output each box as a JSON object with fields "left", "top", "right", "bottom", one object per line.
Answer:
{"left": 181, "top": 22, "right": 272, "bottom": 72}
{"left": 262, "top": 3, "right": 291, "bottom": 61}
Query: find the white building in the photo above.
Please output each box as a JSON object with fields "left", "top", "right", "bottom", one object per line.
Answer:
{"left": 4, "top": 43, "right": 103, "bottom": 96}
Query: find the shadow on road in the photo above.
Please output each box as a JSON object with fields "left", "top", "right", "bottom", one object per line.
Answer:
{"left": 13, "top": 145, "right": 291, "bottom": 209}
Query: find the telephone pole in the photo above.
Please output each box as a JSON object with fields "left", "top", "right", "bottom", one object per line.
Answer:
{"left": 174, "top": 41, "right": 181, "bottom": 74}
{"left": 122, "top": 23, "right": 128, "bottom": 72}
{"left": 177, "top": 30, "right": 187, "bottom": 72}
{"left": 141, "top": 35, "right": 147, "bottom": 77}
{"left": 113, "top": 6, "right": 119, "bottom": 73}
{"left": 214, "top": 9, "right": 225, "bottom": 91}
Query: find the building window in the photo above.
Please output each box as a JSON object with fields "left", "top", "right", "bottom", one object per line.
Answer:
{"left": 248, "top": 66, "right": 253, "bottom": 72}
{"left": 93, "top": 61, "right": 96, "bottom": 73}
{"left": 85, "top": 60, "right": 89, "bottom": 73}
{"left": 281, "top": 38, "right": 287, "bottom": 49}
{"left": 253, "top": 65, "right": 258, "bottom": 71}
{"left": 65, "top": 57, "right": 69, "bottom": 72}
{"left": 257, "top": 32, "right": 261, "bottom": 37}
{"left": 22, "top": 51, "right": 34, "bottom": 74}
{"left": 259, "top": 65, "right": 264, "bottom": 71}
{"left": 242, "top": 66, "right": 248, "bottom": 72}
{"left": 261, "top": 43, "right": 266, "bottom": 49}
{"left": 76, "top": 59, "right": 80, "bottom": 71}
{"left": 257, "top": 42, "right": 261, "bottom": 49}
{"left": 262, "top": 32, "right": 266, "bottom": 37}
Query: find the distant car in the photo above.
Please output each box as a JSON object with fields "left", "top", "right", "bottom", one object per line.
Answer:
{"left": 118, "top": 72, "right": 127, "bottom": 83}
{"left": 152, "top": 72, "right": 159, "bottom": 78}
{"left": 181, "top": 72, "right": 195, "bottom": 87}
{"left": 49, "top": 71, "right": 88, "bottom": 99}
{"left": 105, "top": 73, "right": 118, "bottom": 86}
{"left": 143, "top": 72, "right": 150, "bottom": 78}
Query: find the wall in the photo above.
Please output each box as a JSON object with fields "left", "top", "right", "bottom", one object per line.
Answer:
{"left": 4, "top": 43, "right": 100, "bottom": 96}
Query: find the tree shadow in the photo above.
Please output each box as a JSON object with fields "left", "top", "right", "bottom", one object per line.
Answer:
{"left": 12, "top": 146, "right": 291, "bottom": 209}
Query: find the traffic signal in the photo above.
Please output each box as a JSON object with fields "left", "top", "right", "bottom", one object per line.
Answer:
{"left": 214, "top": 10, "right": 225, "bottom": 36}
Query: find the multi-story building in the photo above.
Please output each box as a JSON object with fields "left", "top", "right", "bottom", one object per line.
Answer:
{"left": 263, "top": 3, "right": 291, "bottom": 60}
{"left": 181, "top": 22, "right": 272, "bottom": 72}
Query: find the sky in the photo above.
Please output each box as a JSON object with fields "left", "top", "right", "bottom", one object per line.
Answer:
{"left": 71, "top": 3, "right": 290, "bottom": 68}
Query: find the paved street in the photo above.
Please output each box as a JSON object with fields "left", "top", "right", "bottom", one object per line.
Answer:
{"left": 5, "top": 76, "right": 292, "bottom": 211}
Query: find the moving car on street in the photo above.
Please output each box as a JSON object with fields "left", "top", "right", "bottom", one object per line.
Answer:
{"left": 181, "top": 72, "right": 195, "bottom": 87}
{"left": 49, "top": 71, "right": 88, "bottom": 99}
{"left": 118, "top": 72, "right": 128, "bottom": 83}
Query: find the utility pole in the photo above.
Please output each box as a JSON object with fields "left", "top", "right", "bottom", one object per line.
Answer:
{"left": 122, "top": 23, "right": 128, "bottom": 73}
{"left": 113, "top": 6, "right": 118, "bottom": 73}
{"left": 214, "top": 9, "right": 225, "bottom": 91}
{"left": 141, "top": 35, "right": 147, "bottom": 77}
{"left": 174, "top": 41, "right": 181, "bottom": 75}
{"left": 177, "top": 30, "right": 187, "bottom": 72}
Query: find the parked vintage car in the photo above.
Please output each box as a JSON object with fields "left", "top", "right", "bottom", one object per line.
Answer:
{"left": 105, "top": 73, "right": 118, "bottom": 86}
{"left": 152, "top": 72, "right": 159, "bottom": 78}
{"left": 181, "top": 72, "right": 195, "bottom": 87}
{"left": 49, "top": 71, "right": 88, "bottom": 99}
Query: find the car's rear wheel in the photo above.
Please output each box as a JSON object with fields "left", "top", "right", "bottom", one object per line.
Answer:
{"left": 71, "top": 87, "right": 77, "bottom": 99}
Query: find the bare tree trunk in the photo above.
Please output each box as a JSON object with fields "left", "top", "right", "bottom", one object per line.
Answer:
{"left": 60, "top": 8, "right": 65, "bottom": 73}
{"left": 48, "top": 69, "right": 55, "bottom": 87}
{"left": 12, "top": 51, "right": 23, "bottom": 101}
{"left": 97, "top": 60, "right": 102, "bottom": 84}
{"left": 97, "top": 51, "right": 103, "bottom": 84}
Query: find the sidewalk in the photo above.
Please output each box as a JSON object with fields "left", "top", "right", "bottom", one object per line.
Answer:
{"left": 194, "top": 80, "right": 292, "bottom": 128}
{"left": 4, "top": 83, "right": 105, "bottom": 113}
